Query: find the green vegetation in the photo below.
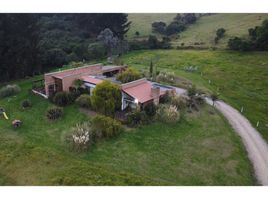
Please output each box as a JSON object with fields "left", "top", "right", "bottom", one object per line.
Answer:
{"left": 0, "top": 73, "right": 256, "bottom": 185}
{"left": 91, "top": 115, "right": 123, "bottom": 139}
{"left": 122, "top": 49, "right": 268, "bottom": 141}
{"left": 127, "top": 13, "right": 176, "bottom": 38}
{"left": 75, "top": 94, "right": 91, "bottom": 108}
{"left": 172, "top": 14, "right": 268, "bottom": 48}
{"left": 0, "top": 85, "right": 21, "bottom": 98}
{"left": 91, "top": 80, "right": 122, "bottom": 116}
{"left": 117, "top": 67, "right": 142, "bottom": 83}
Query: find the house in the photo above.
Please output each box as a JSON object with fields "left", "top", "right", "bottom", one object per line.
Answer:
{"left": 34, "top": 63, "right": 179, "bottom": 110}
{"left": 43, "top": 63, "right": 126, "bottom": 97}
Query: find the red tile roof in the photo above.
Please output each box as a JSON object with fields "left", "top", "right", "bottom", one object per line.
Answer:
{"left": 81, "top": 76, "right": 103, "bottom": 85}
{"left": 50, "top": 64, "right": 102, "bottom": 79}
{"left": 122, "top": 79, "right": 164, "bottom": 103}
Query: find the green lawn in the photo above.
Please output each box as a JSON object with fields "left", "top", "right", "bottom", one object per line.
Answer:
{"left": 121, "top": 49, "right": 268, "bottom": 142}
{"left": 0, "top": 75, "right": 255, "bottom": 185}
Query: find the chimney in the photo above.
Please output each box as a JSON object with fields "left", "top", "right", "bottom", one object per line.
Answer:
{"left": 151, "top": 87, "right": 160, "bottom": 105}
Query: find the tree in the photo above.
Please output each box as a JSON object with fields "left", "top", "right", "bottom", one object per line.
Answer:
{"left": 117, "top": 68, "right": 142, "bottom": 83}
{"left": 166, "top": 21, "right": 185, "bottom": 36}
{"left": 135, "top": 31, "right": 140, "bottom": 37}
{"left": 0, "top": 14, "right": 41, "bottom": 81}
{"left": 74, "top": 13, "right": 130, "bottom": 39}
{"left": 148, "top": 35, "right": 159, "bottom": 49}
{"left": 149, "top": 60, "right": 153, "bottom": 78}
{"left": 216, "top": 28, "right": 226, "bottom": 38}
{"left": 152, "top": 21, "right": 167, "bottom": 35}
{"left": 228, "top": 37, "right": 251, "bottom": 51}
{"left": 181, "top": 13, "right": 197, "bottom": 25}
{"left": 88, "top": 42, "right": 106, "bottom": 59}
{"left": 215, "top": 28, "right": 226, "bottom": 44}
{"left": 91, "top": 80, "right": 122, "bottom": 116}
{"left": 97, "top": 28, "right": 119, "bottom": 57}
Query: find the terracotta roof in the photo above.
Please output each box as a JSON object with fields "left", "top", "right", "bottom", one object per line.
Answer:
{"left": 122, "top": 79, "right": 165, "bottom": 103}
{"left": 48, "top": 64, "right": 102, "bottom": 79}
{"left": 102, "top": 65, "right": 126, "bottom": 72}
{"left": 81, "top": 76, "right": 103, "bottom": 85}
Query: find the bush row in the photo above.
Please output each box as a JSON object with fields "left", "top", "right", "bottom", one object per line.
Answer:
{"left": 0, "top": 84, "right": 21, "bottom": 98}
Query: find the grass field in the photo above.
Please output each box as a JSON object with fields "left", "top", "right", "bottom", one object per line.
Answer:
{"left": 0, "top": 74, "right": 255, "bottom": 185}
{"left": 174, "top": 14, "right": 268, "bottom": 48}
{"left": 127, "top": 13, "right": 268, "bottom": 49}
{"left": 127, "top": 13, "right": 175, "bottom": 38}
{"left": 121, "top": 49, "right": 268, "bottom": 141}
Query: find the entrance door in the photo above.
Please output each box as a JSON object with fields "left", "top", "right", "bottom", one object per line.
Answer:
{"left": 54, "top": 78, "right": 63, "bottom": 92}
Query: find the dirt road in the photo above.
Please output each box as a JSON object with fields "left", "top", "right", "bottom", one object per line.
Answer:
{"left": 205, "top": 98, "right": 268, "bottom": 185}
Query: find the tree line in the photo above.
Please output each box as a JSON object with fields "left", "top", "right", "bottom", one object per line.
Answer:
{"left": 228, "top": 19, "right": 268, "bottom": 51}
{"left": 0, "top": 14, "right": 130, "bottom": 82}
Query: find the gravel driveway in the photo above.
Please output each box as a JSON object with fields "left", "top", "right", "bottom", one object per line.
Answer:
{"left": 205, "top": 98, "right": 268, "bottom": 185}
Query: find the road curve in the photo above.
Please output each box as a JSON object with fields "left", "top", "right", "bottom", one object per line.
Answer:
{"left": 205, "top": 98, "right": 268, "bottom": 185}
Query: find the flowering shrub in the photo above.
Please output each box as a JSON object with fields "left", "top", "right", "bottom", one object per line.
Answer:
{"left": 156, "top": 72, "right": 176, "bottom": 84}
{"left": 0, "top": 84, "right": 21, "bottom": 98}
{"left": 70, "top": 122, "right": 93, "bottom": 151}
{"left": 156, "top": 104, "right": 180, "bottom": 123}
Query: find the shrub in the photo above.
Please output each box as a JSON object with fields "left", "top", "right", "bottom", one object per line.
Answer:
{"left": 68, "top": 122, "right": 94, "bottom": 151}
{"left": 156, "top": 104, "right": 180, "bottom": 123}
{"left": 46, "top": 106, "right": 63, "bottom": 120}
{"left": 116, "top": 67, "right": 142, "bottom": 83}
{"left": 76, "top": 94, "right": 91, "bottom": 108}
{"left": 91, "top": 80, "right": 121, "bottom": 116}
{"left": 187, "top": 95, "right": 205, "bottom": 112}
{"left": 126, "top": 110, "right": 149, "bottom": 127}
{"left": 156, "top": 71, "right": 176, "bottom": 84}
{"left": 144, "top": 102, "right": 157, "bottom": 118}
{"left": 159, "top": 90, "right": 173, "bottom": 104}
{"left": 171, "top": 95, "right": 188, "bottom": 110}
{"left": 188, "top": 85, "right": 197, "bottom": 97}
{"left": 88, "top": 42, "right": 106, "bottom": 60}
{"left": 0, "top": 85, "right": 21, "bottom": 98}
{"left": 53, "top": 91, "right": 73, "bottom": 106}
{"left": 228, "top": 37, "right": 252, "bottom": 51}
{"left": 21, "top": 99, "right": 32, "bottom": 108}
{"left": 91, "top": 115, "right": 123, "bottom": 139}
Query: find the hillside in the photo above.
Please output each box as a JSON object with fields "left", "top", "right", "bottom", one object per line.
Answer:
{"left": 128, "top": 13, "right": 268, "bottom": 49}
{"left": 173, "top": 13, "right": 268, "bottom": 49}
{"left": 127, "top": 13, "right": 176, "bottom": 38}
{"left": 121, "top": 50, "right": 268, "bottom": 142}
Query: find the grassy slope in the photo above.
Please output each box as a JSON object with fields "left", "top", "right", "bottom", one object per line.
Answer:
{"left": 122, "top": 49, "right": 268, "bottom": 141}
{"left": 0, "top": 77, "right": 255, "bottom": 185}
{"left": 174, "top": 14, "right": 268, "bottom": 48}
{"left": 127, "top": 13, "right": 176, "bottom": 38}
{"left": 127, "top": 13, "right": 268, "bottom": 48}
